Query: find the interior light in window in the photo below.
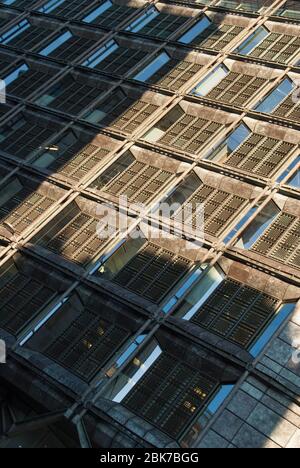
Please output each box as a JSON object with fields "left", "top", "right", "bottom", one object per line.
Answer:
{"left": 192, "top": 65, "right": 229, "bottom": 97}
{"left": 83, "top": 0, "right": 113, "bottom": 23}
{"left": 254, "top": 78, "right": 295, "bottom": 114}
{"left": 126, "top": 7, "right": 159, "bottom": 33}
{"left": 133, "top": 52, "right": 170, "bottom": 82}
{"left": 235, "top": 26, "right": 268, "bottom": 55}
{"left": 235, "top": 201, "right": 280, "bottom": 250}
{"left": 178, "top": 16, "right": 211, "bottom": 45}
{"left": 250, "top": 303, "right": 296, "bottom": 357}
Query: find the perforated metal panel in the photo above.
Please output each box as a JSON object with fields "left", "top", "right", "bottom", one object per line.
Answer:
{"left": 92, "top": 155, "right": 172, "bottom": 204}
{"left": 40, "top": 75, "right": 106, "bottom": 115}
{"left": 0, "top": 271, "right": 56, "bottom": 336}
{"left": 157, "top": 111, "right": 223, "bottom": 153}
{"left": 7, "top": 68, "right": 57, "bottom": 99}
{"left": 97, "top": 92, "right": 159, "bottom": 133}
{"left": 113, "top": 242, "right": 192, "bottom": 303}
{"left": 44, "top": 302, "right": 130, "bottom": 381}
{"left": 137, "top": 14, "right": 188, "bottom": 40}
{"left": 248, "top": 33, "right": 300, "bottom": 63}
{"left": 252, "top": 212, "right": 300, "bottom": 269}
{"left": 191, "top": 279, "right": 280, "bottom": 347}
{"left": 145, "top": 59, "right": 203, "bottom": 91}
{"left": 272, "top": 93, "right": 300, "bottom": 122}
{"left": 84, "top": 4, "right": 138, "bottom": 28}
{"left": 42, "top": 0, "right": 93, "bottom": 18}
{"left": 93, "top": 46, "right": 145, "bottom": 76}
{"left": 205, "top": 71, "right": 267, "bottom": 107}
{"left": 225, "top": 134, "right": 295, "bottom": 177}
{"left": 0, "top": 186, "right": 54, "bottom": 234}
{"left": 48, "top": 142, "right": 110, "bottom": 181}
{"left": 123, "top": 353, "right": 217, "bottom": 439}
{"left": 190, "top": 23, "right": 243, "bottom": 50}
{"left": 175, "top": 182, "right": 247, "bottom": 236}
{"left": 44, "top": 35, "right": 97, "bottom": 62}
{"left": 4, "top": 25, "right": 49, "bottom": 50}
{"left": 0, "top": 117, "right": 55, "bottom": 160}
{"left": 41, "top": 209, "right": 109, "bottom": 265}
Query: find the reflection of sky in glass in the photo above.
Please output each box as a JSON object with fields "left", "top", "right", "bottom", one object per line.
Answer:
{"left": 235, "top": 26, "right": 268, "bottom": 55}
{"left": 255, "top": 78, "right": 294, "bottom": 113}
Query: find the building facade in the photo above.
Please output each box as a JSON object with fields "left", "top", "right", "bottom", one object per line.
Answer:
{"left": 0, "top": 0, "right": 299, "bottom": 448}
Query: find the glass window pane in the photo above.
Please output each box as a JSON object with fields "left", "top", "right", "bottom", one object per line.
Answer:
{"left": 178, "top": 16, "right": 211, "bottom": 45}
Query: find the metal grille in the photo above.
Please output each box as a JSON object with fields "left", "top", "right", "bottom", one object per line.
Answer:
{"left": 123, "top": 353, "right": 217, "bottom": 439}
{"left": 0, "top": 186, "right": 54, "bottom": 234}
{"left": 225, "top": 134, "right": 295, "bottom": 177}
{"left": 175, "top": 182, "right": 247, "bottom": 236}
{"left": 191, "top": 279, "right": 280, "bottom": 347}
{"left": 145, "top": 59, "right": 203, "bottom": 91}
{"left": 272, "top": 92, "right": 300, "bottom": 122}
{"left": 43, "top": 0, "right": 93, "bottom": 18}
{"left": 190, "top": 23, "right": 243, "bottom": 50}
{"left": 92, "top": 155, "right": 172, "bottom": 204}
{"left": 98, "top": 92, "right": 159, "bottom": 133}
{"left": 41, "top": 208, "right": 110, "bottom": 265}
{"left": 0, "top": 271, "right": 56, "bottom": 336}
{"left": 205, "top": 72, "right": 267, "bottom": 107}
{"left": 157, "top": 110, "right": 223, "bottom": 153}
{"left": 93, "top": 46, "right": 145, "bottom": 76}
{"left": 7, "top": 68, "right": 57, "bottom": 99}
{"left": 41, "top": 75, "right": 106, "bottom": 115}
{"left": 1, "top": 0, "right": 37, "bottom": 7}
{"left": 251, "top": 212, "right": 300, "bottom": 269}
{"left": 44, "top": 303, "right": 130, "bottom": 381}
{"left": 85, "top": 4, "right": 137, "bottom": 28}
{"left": 248, "top": 33, "right": 300, "bottom": 63}
{"left": 137, "top": 14, "right": 188, "bottom": 40}
{"left": 0, "top": 117, "right": 55, "bottom": 160}
{"left": 113, "top": 242, "right": 191, "bottom": 303}
{"left": 3, "top": 25, "right": 49, "bottom": 50}
{"left": 44, "top": 35, "right": 97, "bottom": 62}
{"left": 48, "top": 142, "right": 110, "bottom": 181}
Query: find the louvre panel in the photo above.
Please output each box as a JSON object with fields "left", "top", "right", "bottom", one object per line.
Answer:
{"left": 206, "top": 72, "right": 267, "bottom": 107}
{"left": 94, "top": 156, "right": 172, "bottom": 203}
{"left": 138, "top": 14, "right": 188, "bottom": 40}
{"left": 113, "top": 242, "right": 191, "bottom": 303}
{"left": 191, "top": 24, "right": 243, "bottom": 50}
{"left": 7, "top": 68, "right": 57, "bottom": 99}
{"left": 248, "top": 33, "right": 300, "bottom": 63}
{"left": 225, "top": 134, "right": 295, "bottom": 177}
{"left": 0, "top": 119, "right": 55, "bottom": 160}
{"left": 146, "top": 60, "right": 203, "bottom": 91}
{"left": 272, "top": 94, "right": 300, "bottom": 122}
{"left": 46, "top": 36, "right": 96, "bottom": 62}
{"left": 40, "top": 75, "right": 106, "bottom": 115}
{"left": 44, "top": 306, "right": 129, "bottom": 381}
{"left": 85, "top": 5, "right": 137, "bottom": 28}
{"left": 251, "top": 212, "right": 300, "bottom": 269}
{"left": 175, "top": 183, "right": 247, "bottom": 236}
{"left": 0, "top": 271, "right": 56, "bottom": 335}
{"left": 123, "top": 353, "right": 217, "bottom": 439}
{"left": 49, "top": 143, "right": 110, "bottom": 181}
{"left": 3, "top": 26, "right": 48, "bottom": 50}
{"left": 0, "top": 187, "right": 54, "bottom": 234}
{"left": 43, "top": 0, "right": 93, "bottom": 18}
{"left": 99, "top": 96, "right": 159, "bottom": 133}
{"left": 191, "top": 279, "right": 279, "bottom": 347}
{"left": 43, "top": 212, "right": 108, "bottom": 265}
{"left": 157, "top": 112, "right": 222, "bottom": 152}
{"left": 94, "top": 46, "right": 145, "bottom": 76}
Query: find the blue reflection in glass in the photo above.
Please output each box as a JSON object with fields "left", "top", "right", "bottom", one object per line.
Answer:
{"left": 83, "top": 1, "right": 113, "bottom": 23}
{"left": 0, "top": 20, "right": 30, "bottom": 45}
{"left": 255, "top": 78, "right": 294, "bottom": 114}
{"left": 178, "top": 16, "right": 211, "bottom": 44}
{"left": 235, "top": 26, "right": 268, "bottom": 55}
{"left": 276, "top": 155, "right": 300, "bottom": 184}
{"left": 134, "top": 52, "right": 170, "bottom": 82}
{"left": 4, "top": 63, "right": 29, "bottom": 86}
{"left": 82, "top": 40, "right": 118, "bottom": 68}
{"left": 39, "top": 31, "right": 72, "bottom": 56}
{"left": 39, "top": 0, "right": 65, "bottom": 14}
